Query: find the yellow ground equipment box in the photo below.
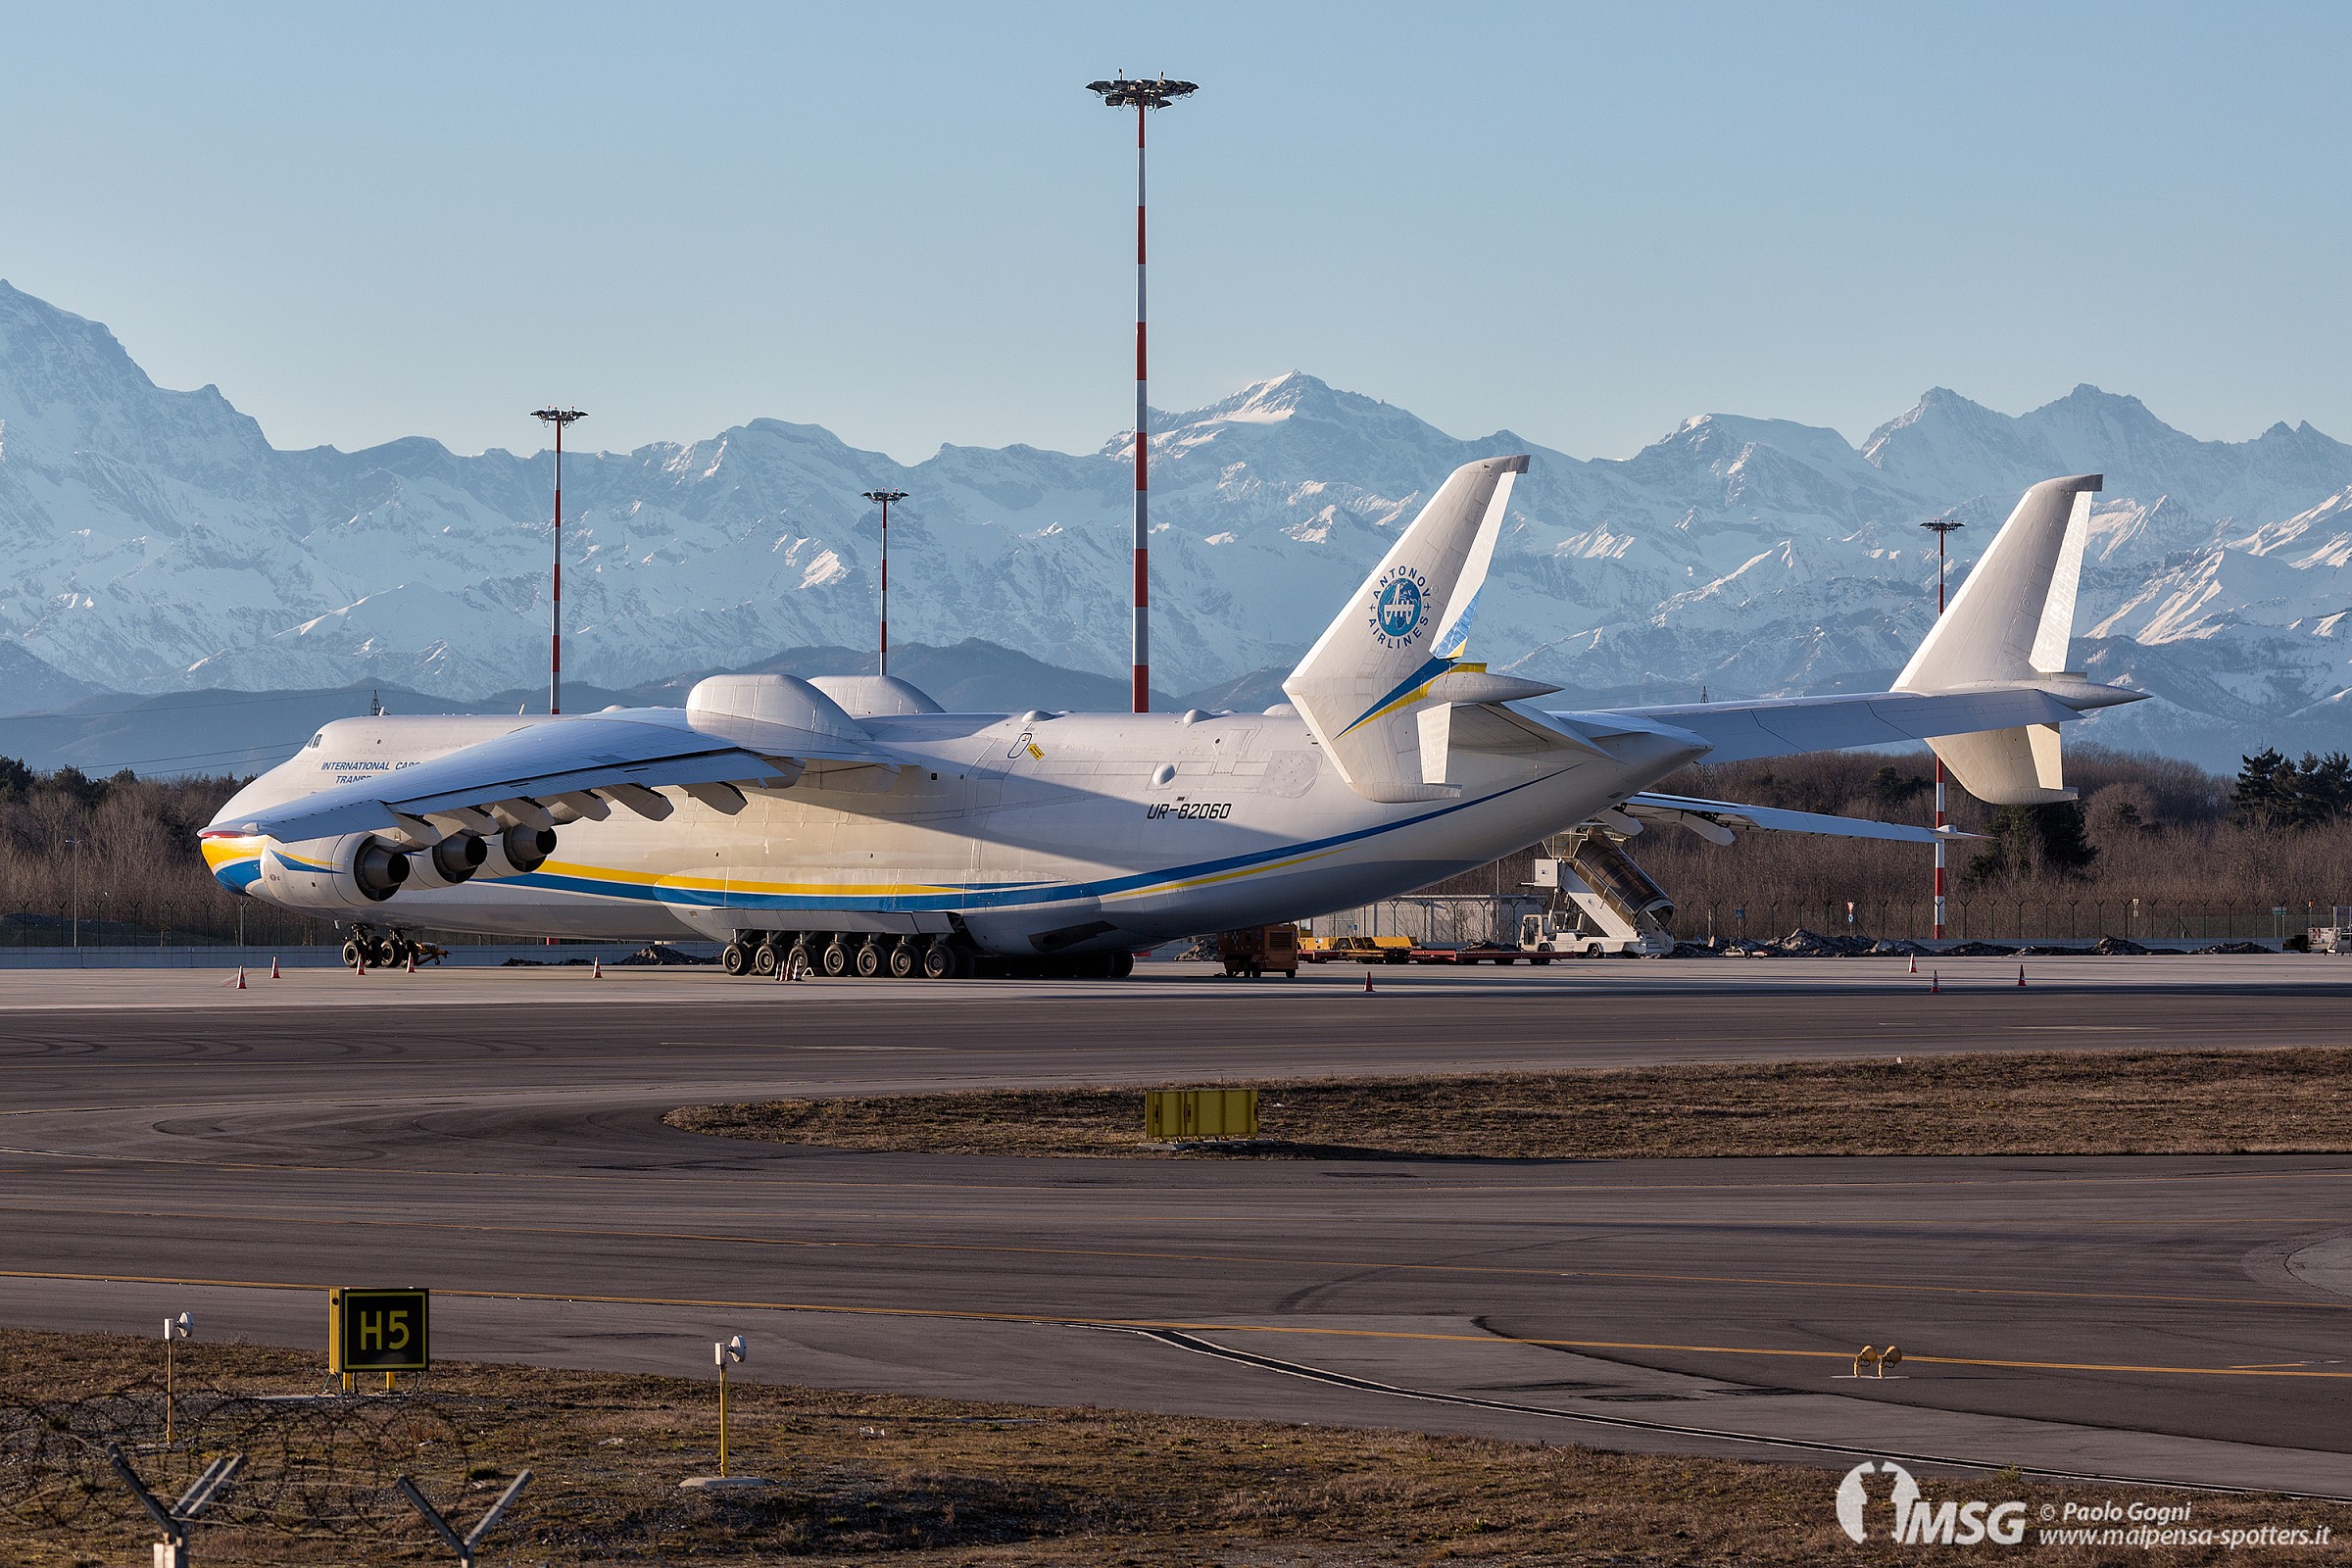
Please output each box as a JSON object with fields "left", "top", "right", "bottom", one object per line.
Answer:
{"left": 1146, "top": 1088, "right": 1260, "bottom": 1142}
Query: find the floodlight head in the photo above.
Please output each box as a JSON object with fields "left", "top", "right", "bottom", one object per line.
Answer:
{"left": 716, "top": 1334, "right": 747, "bottom": 1366}
{"left": 166, "top": 1312, "right": 191, "bottom": 1341}
{"left": 530, "top": 406, "right": 588, "bottom": 427}
{"left": 1086, "top": 74, "right": 1199, "bottom": 111}
{"left": 861, "top": 490, "right": 908, "bottom": 507}
{"left": 1919, "top": 512, "right": 1965, "bottom": 535}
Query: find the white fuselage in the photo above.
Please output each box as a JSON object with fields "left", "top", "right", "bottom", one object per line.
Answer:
{"left": 205, "top": 707, "right": 1701, "bottom": 955}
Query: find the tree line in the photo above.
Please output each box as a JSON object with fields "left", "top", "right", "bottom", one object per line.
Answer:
{"left": 0, "top": 743, "right": 2345, "bottom": 947}
{"left": 1626, "top": 744, "right": 2352, "bottom": 940}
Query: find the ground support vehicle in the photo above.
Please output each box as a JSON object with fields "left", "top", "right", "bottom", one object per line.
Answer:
{"left": 1218, "top": 923, "right": 1299, "bottom": 978}
{"left": 1529, "top": 828, "right": 1678, "bottom": 957}
{"left": 1407, "top": 943, "right": 1528, "bottom": 964}
{"left": 1315, "top": 935, "right": 1411, "bottom": 963}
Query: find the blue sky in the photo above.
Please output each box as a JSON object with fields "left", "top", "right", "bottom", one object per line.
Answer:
{"left": 5, "top": 2, "right": 2346, "bottom": 464}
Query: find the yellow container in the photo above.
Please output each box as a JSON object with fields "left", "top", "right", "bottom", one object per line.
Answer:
{"left": 1145, "top": 1087, "right": 1259, "bottom": 1142}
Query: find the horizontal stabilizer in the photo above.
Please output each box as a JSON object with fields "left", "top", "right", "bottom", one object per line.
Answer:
{"left": 1622, "top": 791, "right": 1983, "bottom": 844}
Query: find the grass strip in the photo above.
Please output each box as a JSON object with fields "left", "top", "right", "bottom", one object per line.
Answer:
{"left": 667, "top": 1048, "right": 2352, "bottom": 1159}
{"left": 2, "top": 1327, "right": 2336, "bottom": 1566}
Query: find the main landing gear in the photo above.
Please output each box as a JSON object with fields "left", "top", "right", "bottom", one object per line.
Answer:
{"left": 718, "top": 931, "right": 1135, "bottom": 981}
{"left": 339, "top": 924, "right": 442, "bottom": 971}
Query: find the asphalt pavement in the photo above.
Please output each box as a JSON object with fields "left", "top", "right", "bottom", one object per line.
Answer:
{"left": 2, "top": 957, "right": 2348, "bottom": 1494}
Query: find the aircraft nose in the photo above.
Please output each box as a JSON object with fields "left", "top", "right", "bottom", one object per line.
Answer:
{"left": 200, "top": 832, "right": 264, "bottom": 896}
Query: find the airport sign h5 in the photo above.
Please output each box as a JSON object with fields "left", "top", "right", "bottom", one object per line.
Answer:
{"left": 328, "top": 1287, "right": 429, "bottom": 1373}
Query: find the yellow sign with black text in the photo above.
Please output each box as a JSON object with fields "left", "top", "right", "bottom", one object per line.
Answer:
{"left": 328, "top": 1287, "right": 430, "bottom": 1373}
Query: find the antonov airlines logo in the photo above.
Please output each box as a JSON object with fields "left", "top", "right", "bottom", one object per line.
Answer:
{"left": 1835, "top": 1460, "right": 2026, "bottom": 1544}
{"left": 1369, "top": 566, "right": 1429, "bottom": 649}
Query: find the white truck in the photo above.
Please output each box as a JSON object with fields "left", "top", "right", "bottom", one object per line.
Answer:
{"left": 2307, "top": 906, "right": 2352, "bottom": 955}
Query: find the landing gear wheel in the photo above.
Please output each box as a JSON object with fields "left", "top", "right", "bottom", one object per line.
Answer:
{"left": 342, "top": 938, "right": 367, "bottom": 971}
{"left": 722, "top": 941, "right": 752, "bottom": 977}
{"left": 752, "top": 940, "right": 779, "bottom": 977}
{"left": 372, "top": 935, "right": 403, "bottom": 968}
{"left": 887, "top": 940, "right": 917, "bottom": 979}
{"left": 783, "top": 940, "right": 810, "bottom": 980}
{"left": 854, "top": 941, "right": 884, "bottom": 979}
{"left": 820, "top": 936, "right": 852, "bottom": 977}
{"left": 1109, "top": 952, "right": 1135, "bottom": 979}
{"left": 920, "top": 940, "right": 956, "bottom": 979}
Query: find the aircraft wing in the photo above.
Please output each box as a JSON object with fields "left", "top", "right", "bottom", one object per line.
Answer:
{"left": 220, "top": 708, "right": 891, "bottom": 843}
{"left": 1620, "top": 790, "right": 1980, "bottom": 845}
{"left": 1581, "top": 680, "right": 2135, "bottom": 766}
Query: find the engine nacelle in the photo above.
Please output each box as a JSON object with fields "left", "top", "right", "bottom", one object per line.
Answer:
{"left": 404, "top": 832, "right": 490, "bottom": 890}
{"left": 479, "top": 825, "right": 558, "bottom": 880}
{"left": 256, "top": 833, "right": 413, "bottom": 910}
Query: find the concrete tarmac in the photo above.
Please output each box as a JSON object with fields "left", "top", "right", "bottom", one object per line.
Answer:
{"left": 2, "top": 958, "right": 2349, "bottom": 1494}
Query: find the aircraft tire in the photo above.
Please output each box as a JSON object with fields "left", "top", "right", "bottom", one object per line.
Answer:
{"left": 888, "top": 939, "right": 918, "bottom": 979}
{"left": 752, "top": 940, "right": 779, "bottom": 977}
{"left": 1109, "top": 952, "right": 1135, "bottom": 979}
{"left": 920, "top": 940, "right": 955, "bottom": 980}
{"left": 854, "top": 941, "right": 884, "bottom": 979}
{"left": 372, "top": 935, "right": 403, "bottom": 967}
{"left": 722, "top": 941, "right": 752, "bottom": 977}
{"left": 820, "top": 936, "right": 852, "bottom": 977}
{"left": 342, "top": 939, "right": 367, "bottom": 971}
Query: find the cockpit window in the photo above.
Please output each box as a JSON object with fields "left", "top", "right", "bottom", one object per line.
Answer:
{"left": 307, "top": 732, "right": 323, "bottom": 749}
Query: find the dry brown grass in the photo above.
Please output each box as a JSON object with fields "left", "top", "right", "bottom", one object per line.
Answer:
{"left": 1, "top": 1327, "right": 2337, "bottom": 1565}
{"left": 667, "top": 1047, "right": 2352, "bottom": 1160}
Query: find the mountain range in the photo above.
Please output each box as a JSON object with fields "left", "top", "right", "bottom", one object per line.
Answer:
{"left": 1, "top": 279, "right": 2344, "bottom": 775}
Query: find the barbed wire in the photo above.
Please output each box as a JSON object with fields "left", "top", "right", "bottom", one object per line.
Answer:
{"left": 0, "top": 1371, "right": 506, "bottom": 1541}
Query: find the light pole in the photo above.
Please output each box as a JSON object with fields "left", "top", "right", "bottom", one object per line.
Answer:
{"left": 1086, "top": 72, "right": 1198, "bottom": 713}
{"left": 530, "top": 407, "right": 588, "bottom": 714}
{"left": 65, "top": 838, "right": 77, "bottom": 949}
{"left": 861, "top": 490, "right": 907, "bottom": 676}
{"left": 1920, "top": 513, "right": 1965, "bottom": 940}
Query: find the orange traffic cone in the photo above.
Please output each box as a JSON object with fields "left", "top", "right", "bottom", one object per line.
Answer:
{"left": 406, "top": 951, "right": 416, "bottom": 974}
{"left": 1362, "top": 970, "right": 1374, "bottom": 994}
{"left": 1907, "top": 955, "right": 1917, "bottom": 974}
{"left": 591, "top": 956, "right": 603, "bottom": 980}
{"left": 235, "top": 967, "right": 247, "bottom": 990}
{"left": 2017, "top": 963, "right": 2027, "bottom": 988}
{"left": 1930, "top": 970, "right": 1940, "bottom": 995}
{"left": 270, "top": 956, "right": 281, "bottom": 980}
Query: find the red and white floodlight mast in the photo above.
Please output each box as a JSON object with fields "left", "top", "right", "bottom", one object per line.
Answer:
{"left": 531, "top": 406, "right": 587, "bottom": 714}
{"left": 861, "top": 490, "right": 907, "bottom": 676}
{"left": 1921, "top": 513, "right": 1965, "bottom": 939}
{"left": 1086, "top": 73, "right": 1198, "bottom": 713}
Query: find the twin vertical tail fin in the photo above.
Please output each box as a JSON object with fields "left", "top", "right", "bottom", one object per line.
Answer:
{"left": 1282, "top": 455, "right": 1541, "bottom": 801}
{"left": 1894, "top": 472, "right": 2101, "bottom": 805}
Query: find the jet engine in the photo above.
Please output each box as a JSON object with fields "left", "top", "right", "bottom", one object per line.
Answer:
{"left": 254, "top": 832, "right": 413, "bottom": 909}
{"left": 478, "top": 825, "right": 558, "bottom": 880}
{"left": 403, "top": 832, "right": 490, "bottom": 890}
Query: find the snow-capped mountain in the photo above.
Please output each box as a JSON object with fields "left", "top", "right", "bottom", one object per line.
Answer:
{"left": 1, "top": 280, "right": 2344, "bottom": 771}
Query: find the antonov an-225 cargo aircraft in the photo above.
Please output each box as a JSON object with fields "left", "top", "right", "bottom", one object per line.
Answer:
{"left": 200, "top": 459, "right": 2138, "bottom": 977}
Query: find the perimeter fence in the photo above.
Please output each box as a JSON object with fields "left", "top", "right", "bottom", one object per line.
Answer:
{"left": 0, "top": 1369, "right": 507, "bottom": 1544}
